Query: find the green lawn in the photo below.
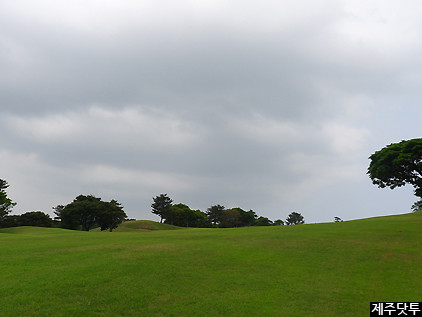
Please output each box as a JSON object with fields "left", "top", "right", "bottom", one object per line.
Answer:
{"left": 1, "top": 212, "right": 421, "bottom": 316}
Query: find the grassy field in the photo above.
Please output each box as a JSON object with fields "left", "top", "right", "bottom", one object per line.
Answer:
{"left": 0, "top": 212, "right": 421, "bottom": 316}
{"left": 90, "top": 220, "right": 183, "bottom": 232}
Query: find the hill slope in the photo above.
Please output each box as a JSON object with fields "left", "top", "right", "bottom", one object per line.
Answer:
{"left": 90, "top": 220, "right": 182, "bottom": 232}
{"left": 0, "top": 212, "right": 421, "bottom": 316}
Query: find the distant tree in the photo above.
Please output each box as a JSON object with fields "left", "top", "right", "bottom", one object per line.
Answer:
{"left": 151, "top": 194, "right": 173, "bottom": 223}
{"left": 20, "top": 211, "right": 53, "bottom": 227}
{"left": 411, "top": 200, "right": 422, "bottom": 212}
{"left": 165, "top": 203, "right": 211, "bottom": 228}
{"left": 0, "top": 179, "right": 16, "bottom": 222}
{"left": 53, "top": 205, "right": 65, "bottom": 221}
{"left": 285, "top": 212, "right": 304, "bottom": 225}
{"left": 368, "top": 138, "right": 422, "bottom": 198}
{"left": 54, "top": 203, "right": 79, "bottom": 230}
{"left": 97, "top": 200, "right": 127, "bottom": 232}
{"left": 334, "top": 216, "right": 343, "bottom": 223}
{"left": 191, "top": 210, "right": 212, "bottom": 228}
{"left": 254, "top": 216, "right": 273, "bottom": 226}
{"left": 57, "top": 195, "right": 126, "bottom": 231}
{"left": 220, "top": 209, "right": 242, "bottom": 228}
{"left": 164, "top": 203, "right": 186, "bottom": 226}
{"left": 206, "top": 204, "right": 225, "bottom": 226}
{"left": 238, "top": 208, "right": 258, "bottom": 226}
{"left": 62, "top": 195, "right": 101, "bottom": 231}
{"left": 273, "top": 219, "right": 284, "bottom": 226}
{"left": 0, "top": 215, "right": 20, "bottom": 228}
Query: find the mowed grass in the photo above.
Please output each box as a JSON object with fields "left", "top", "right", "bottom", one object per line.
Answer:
{"left": 90, "top": 220, "right": 183, "bottom": 232}
{"left": 1, "top": 212, "right": 421, "bottom": 316}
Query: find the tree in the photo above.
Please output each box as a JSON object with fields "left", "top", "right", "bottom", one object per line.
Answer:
{"left": 334, "top": 216, "right": 343, "bottom": 223}
{"left": 368, "top": 139, "right": 422, "bottom": 198}
{"left": 0, "top": 215, "right": 20, "bottom": 228}
{"left": 164, "top": 203, "right": 211, "bottom": 228}
{"left": 0, "top": 179, "right": 16, "bottom": 221}
{"left": 273, "top": 219, "right": 284, "bottom": 226}
{"left": 151, "top": 194, "right": 173, "bottom": 223}
{"left": 206, "top": 204, "right": 225, "bottom": 226}
{"left": 254, "top": 216, "right": 273, "bottom": 226}
{"left": 411, "top": 200, "right": 422, "bottom": 212}
{"left": 97, "top": 200, "right": 127, "bottom": 232}
{"left": 220, "top": 209, "right": 242, "bottom": 228}
{"left": 238, "top": 208, "right": 258, "bottom": 227}
{"left": 19, "top": 211, "right": 53, "bottom": 227}
{"left": 285, "top": 212, "right": 304, "bottom": 225}
{"left": 57, "top": 195, "right": 126, "bottom": 231}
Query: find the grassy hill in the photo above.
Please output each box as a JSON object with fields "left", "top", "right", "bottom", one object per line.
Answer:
{"left": 91, "top": 220, "right": 182, "bottom": 232}
{"left": 1, "top": 212, "right": 421, "bottom": 316}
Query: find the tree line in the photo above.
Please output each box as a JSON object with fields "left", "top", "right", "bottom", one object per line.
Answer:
{"left": 4, "top": 139, "right": 422, "bottom": 231}
{"left": 0, "top": 180, "right": 127, "bottom": 231}
{"left": 151, "top": 194, "right": 305, "bottom": 228}
{"left": 0, "top": 180, "right": 306, "bottom": 230}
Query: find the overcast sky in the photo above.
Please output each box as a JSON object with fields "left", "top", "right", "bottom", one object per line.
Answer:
{"left": 1, "top": 0, "right": 421, "bottom": 223}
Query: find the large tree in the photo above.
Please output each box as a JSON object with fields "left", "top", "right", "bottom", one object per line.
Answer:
{"left": 285, "top": 211, "right": 304, "bottom": 225}
{"left": 0, "top": 179, "right": 16, "bottom": 221}
{"left": 57, "top": 195, "right": 126, "bottom": 231}
{"left": 151, "top": 194, "right": 173, "bottom": 223}
{"left": 97, "top": 200, "right": 127, "bottom": 232}
{"left": 206, "top": 204, "right": 225, "bottom": 226}
{"left": 368, "top": 138, "right": 422, "bottom": 198}
{"left": 19, "top": 211, "right": 53, "bottom": 227}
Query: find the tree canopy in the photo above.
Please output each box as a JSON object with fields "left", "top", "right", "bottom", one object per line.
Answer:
{"left": 19, "top": 211, "right": 53, "bottom": 227}
{"left": 285, "top": 212, "right": 305, "bottom": 225}
{"left": 0, "top": 179, "right": 16, "bottom": 221}
{"left": 56, "top": 195, "right": 127, "bottom": 231}
{"left": 411, "top": 200, "right": 422, "bottom": 212}
{"left": 151, "top": 194, "right": 173, "bottom": 223}
{"left": 368, "top": 138, "right": 422, "bottom": 198}
{"left": 152, "top": 194, "right": 287, "bottom": 228}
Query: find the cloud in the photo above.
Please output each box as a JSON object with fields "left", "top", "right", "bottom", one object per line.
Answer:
{"left": 5, "top": 105, "right": 201, "bottom": 148}
{"left": 1, "top": 0, "right": 422, "bottom": 223}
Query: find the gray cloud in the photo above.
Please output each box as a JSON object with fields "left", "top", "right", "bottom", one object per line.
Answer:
{"left": 1, "top": 0, "right": 422, "bottom": 222}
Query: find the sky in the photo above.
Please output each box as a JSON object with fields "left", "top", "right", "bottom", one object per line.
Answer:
{"left": 1, "top": 0, "right": 421, "bottom": 223}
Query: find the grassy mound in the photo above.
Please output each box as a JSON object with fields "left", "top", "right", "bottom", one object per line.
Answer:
{"left": 1, "top": 212, "right": 421, "bottom": 316}
{"left": 90, "top": 220, "right": 182, "bottom": 232}
{"left": 0, "top": 226, "right": 75, "bottom": 234}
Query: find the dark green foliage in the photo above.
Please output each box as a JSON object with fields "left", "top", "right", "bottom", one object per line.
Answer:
{"left": 97, "top": 200, "right": 127, "bottom": 232}
{"left": 164, "top": 204, "right": 211, "bottom": 228}
{"left": 0, "top": 179, "right": 16, "bottom": 221}
{"left": 56, "top": 195, "right": 126, "bottom": 231}
{"left": 19, "top": 211, "right": 53, "bottom": 227}
{"left": 286, "top": 211, "right": 305, "bottom": 225}
{"left": 411, "top": 200, "right": 422, "bottom": 212}
{"left": 368, "top": 138, "right": 422, "bottom": 198}
{"left": 206, "top": 205, "right": 258, "bottom": 227}
{"left": 238, "top": 208, "right": 258, "bottom": 226}
{"left": 53, "top": 205, "right": 65, "bottom": 221}
{"left": 220, "top": 208, "right": 243, "bottom": 228}
{"left": 1, "top": 211, "right": 52, "bottom": 228}
{"left": 206, "top": 204, "right": 225, "bottom": 226}
{"left": 254, "top": 216, "right": 273, "bottom": 226}
{"left": 0, "top": 215, "right": 20, "bottom": 228}
{"left": 273, "top": 219, "right": 284, "bottom": 226}
{"left": 153, "top": 194, "right": 285, "bottom": 228}
{"left": 151, "top": 194, "right": 173, "bottom": 223}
